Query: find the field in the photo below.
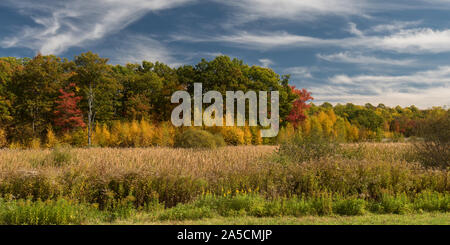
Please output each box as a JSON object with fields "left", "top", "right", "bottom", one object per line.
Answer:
{"left": 109, "top": 213, "right": 450, "bottom": 225}
{"left": 0, "top": 143, "right": 448, "bottom": 225}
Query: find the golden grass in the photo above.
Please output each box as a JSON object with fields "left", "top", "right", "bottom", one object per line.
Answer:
{"left": 0, "top": 144, "right": 447, "bottom": 208}
{"left": 0, "top": 145, "right": 276, "bottom": 174}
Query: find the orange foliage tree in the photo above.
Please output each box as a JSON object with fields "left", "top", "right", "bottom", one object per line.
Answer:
{"left": 286, "top": 86, "right": 313, "bottom": 128}
{"left": 54, "top": 83, "right": 86, "bottom": 132}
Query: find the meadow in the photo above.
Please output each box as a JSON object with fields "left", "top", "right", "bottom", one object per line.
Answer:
{"left": 0, "top": 143, "right": 448, "bottom": 225}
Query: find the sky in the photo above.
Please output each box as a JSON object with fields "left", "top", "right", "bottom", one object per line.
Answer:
{"left": 0, "top": 0, "right": 450, "bottom": 108}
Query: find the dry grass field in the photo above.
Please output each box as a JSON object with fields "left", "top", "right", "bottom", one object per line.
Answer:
{"left": 0, "top": 143, "right": 448, "bottom": 225}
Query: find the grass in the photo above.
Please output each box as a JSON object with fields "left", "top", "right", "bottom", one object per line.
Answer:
{"left": 108, "top": 213, "right": 450, "bottom": 225}
{"left": 0, "top": 192, "right": 447, "bottom": 225}
{"left": 0, "top": 143, "right": 448, "bottom": 225}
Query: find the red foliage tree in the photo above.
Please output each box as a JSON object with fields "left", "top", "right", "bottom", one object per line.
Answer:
{"left": 54, "top": 83, "right": 86, "bottom": 132}
{"left": 286, "top": 86, "right": 313, "bottom": 128}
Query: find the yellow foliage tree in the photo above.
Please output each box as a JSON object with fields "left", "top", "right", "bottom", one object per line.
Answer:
{"left": 45, "top": 126, "right": 59, "bottom": 148}
{"left": 309, "top": 116, "right": 323, "bottom": 137}
{"left": 345, "top": 121, "right": 359, "bottom": 142}
{"left": 130, "top": 120, "right": 141, "bottom": 147}
{"left": 140, "top": 120, "right": 155, "bottom": 147}
{"left": 243, "top": 126, "right": 252, "bottom": 145}
{"left": 250, "top": 127, "right": 262, "bottom": 145}
{"left": 220, "top": 126, "right": 245, "bottom": 145}
{"left": 0, "top": 128, "right": 7, "bottom": 148}
{"left": 301, "top": 117, "right": 311, "bottom": 136}
{"left": 154, "top": 122, "right": 175, "bottom": 146}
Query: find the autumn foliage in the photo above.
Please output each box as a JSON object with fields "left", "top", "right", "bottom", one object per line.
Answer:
{"left": 286, "top": 86, "right": 313, "bottom": 128}
{"left": 54, "top": 83, "right": 85, "bottom": 132}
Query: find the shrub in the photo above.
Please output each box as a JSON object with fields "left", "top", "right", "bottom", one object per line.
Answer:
{"left": 414, "top": 112, "right": 450, "bottom": 169}
{"left": 278, "top": 134, "right": 340, "bottom": 163}
{"left": 69, "top": 128, "right": 88, "bottom": 147}
{"left": 103, "top": 195, "right": 137, "bottom": 221}
{"left": 220, "top": 127, "right": 245, "bottom": 145}
{"left": 250, "top": 127, "right": 263, "bottom": 145}
{"left": 45, "top": 146, "right": 74, "bottom": 167}
{"left": 282, "top": 197, "right": 312, "bottom": 216}
{"left": 310, "top": 192, "right": 333, "bottom": 216}
{"left": 413, "top": 191, "right": 449, "bottom": 212}
{"left": 213, "top": 134, "right": 226, "bottom": 147}
{"left": 333, "top": 197, "right": 366, "bottom": 216}
{"left": 154, "top": 122, "right": 175, "bottom": 147}
{"left": 175, "top": 129, "right": 224, "bottom": 149}
{"left": 45, "top": 127, "right": 59, "bottom": 148}
{"left": 29, "top": 138, "right": 41, "bottom": 149}
{"left": 0, "top": 198, "right": 98, "bottom": 225}
{"left": 371, "top": 192, "right": 412, "bottom": 214}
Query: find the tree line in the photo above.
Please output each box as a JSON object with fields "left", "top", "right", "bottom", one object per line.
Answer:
{"left": 0, "top": 52, "right": 447, "bottom": 148}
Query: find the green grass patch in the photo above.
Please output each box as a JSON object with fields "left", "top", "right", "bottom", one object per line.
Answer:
{"left": 0, "top": 198, "right": 99, "bottom": 225}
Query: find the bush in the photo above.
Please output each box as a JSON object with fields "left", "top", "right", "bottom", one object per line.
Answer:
{"left": 154, "top": 122, "right": 175, "bottom": 147}
{"left": 371, "top": 192, "right": 412, "bottom": 214}
{"left": 333, "top": 198, "right": 366, "bottom": 216}
{"left": 413, "top": 191, "right": 449, "bottom": 212}
{"left": 283, "top": 197, "right": 312, "bottom": 216}
{"left": 45, "top": 146, "right": 74, "bottom": 167}
{"left": 175, "top": 129, "right": 225, "bottom": 149}
{"left": 0, "top": 198, "right": 98, "bottom": 225}
{"left": 103, "top": 196, "right": 137, "bottom": 221}
{"left": 414, "top": 112, "right": 450, "bottom": 169}
{"left": 220, "top": 127, "right": 245, "bottom": 145}
{"left": 45, "top": 127, "right": 59, "bottom": 148}
{"left": 278, "top": 134, "right": 340, "bottom": 163}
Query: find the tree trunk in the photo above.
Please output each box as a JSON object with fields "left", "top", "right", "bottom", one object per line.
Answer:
{"left": 87, "top": 82, "right": 95, "bottom": 146}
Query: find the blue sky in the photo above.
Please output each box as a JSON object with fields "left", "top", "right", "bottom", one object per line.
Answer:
{"left": 1, "top": 0, "right": 450, "bottom": 108}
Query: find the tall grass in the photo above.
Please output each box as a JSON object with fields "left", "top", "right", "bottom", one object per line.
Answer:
{"left": 0, "top": 144, "right": 447, "bottom": 210}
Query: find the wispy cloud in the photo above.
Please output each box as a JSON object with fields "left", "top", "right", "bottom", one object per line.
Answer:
{"left": 310, "top": 66, "right": 450, "bottom": 108}
{"left": 217, "top": 0, "right": 369, "bottom": 22}
{"left": 176, "top": 26, "right": 450, "bottom": 54}
{"left": 0, "top": 0, "right": 195, "bottom": 55}
{"left": 317, "top": 52, "right": 417, "bottom": 66}
{"left": 102, "top": 35, "right": 181, "bottom": 67}
{"left": 378, "top": 28, "right": 450, "bottom": 53}
{"left": 284, "top": 67, "right": 314, "bottom": 78}
{"left": 369, "top": 20, "right": 422, "bottom": 33}
{"left": 258, "top": 58, "right": 274, "bottom": 67}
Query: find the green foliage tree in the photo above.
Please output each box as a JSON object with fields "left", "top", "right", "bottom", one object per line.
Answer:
{"left": 72, "top": 52, "right": 121, "bottom": 145}
{"left": 177, "top": 56, "right": 295, "bottom": 123}
{"left": 10, "top": 55, "right": 69, "bottom": 141}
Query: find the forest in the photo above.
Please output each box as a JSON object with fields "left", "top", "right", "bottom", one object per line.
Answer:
{"left": 0, "top": 52, "right": 447, "bottom": 149}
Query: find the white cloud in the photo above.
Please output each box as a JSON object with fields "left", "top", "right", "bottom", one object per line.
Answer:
{"left": 284, "top": 67, "right": 313, "bottom": 78}
{"left": 258, "top": 58, "right": 274, "bottom": 67}
{"left": 174, "top": 31, "right": 333, "bottom": 49}
{"left": 310, "top": 66, "right": 450, "bottom": 108}
{"left": 1, "top": 0, "right": 195, "bottom": 55}
{"left": 218, "top": 0, "right": 369, "bottom": 22}
{"left": 312, "top": 86, "right": 450, "bottom": 108}
{"left": 377, "top": 28, "right": 450, "bottom": 53}
{"left": 348, "top": 22, "right": 364, "bottom": 37}
{"left": 215, "top": 0, "right": 450, "bottom": 26}
{"left": 329, "top": 66, "right": 450, "bottom": 86}
{"left": 370, "top": 21, "right": 422, "bottom": 33}
{"left": 177, "top": 26, "right": 450, "bottom": 54}
{"left": 317, "top": 52, "right": 417, "bottom": 66}
{"left": 103, "top": 35, "right": 181, "bottom": 67}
